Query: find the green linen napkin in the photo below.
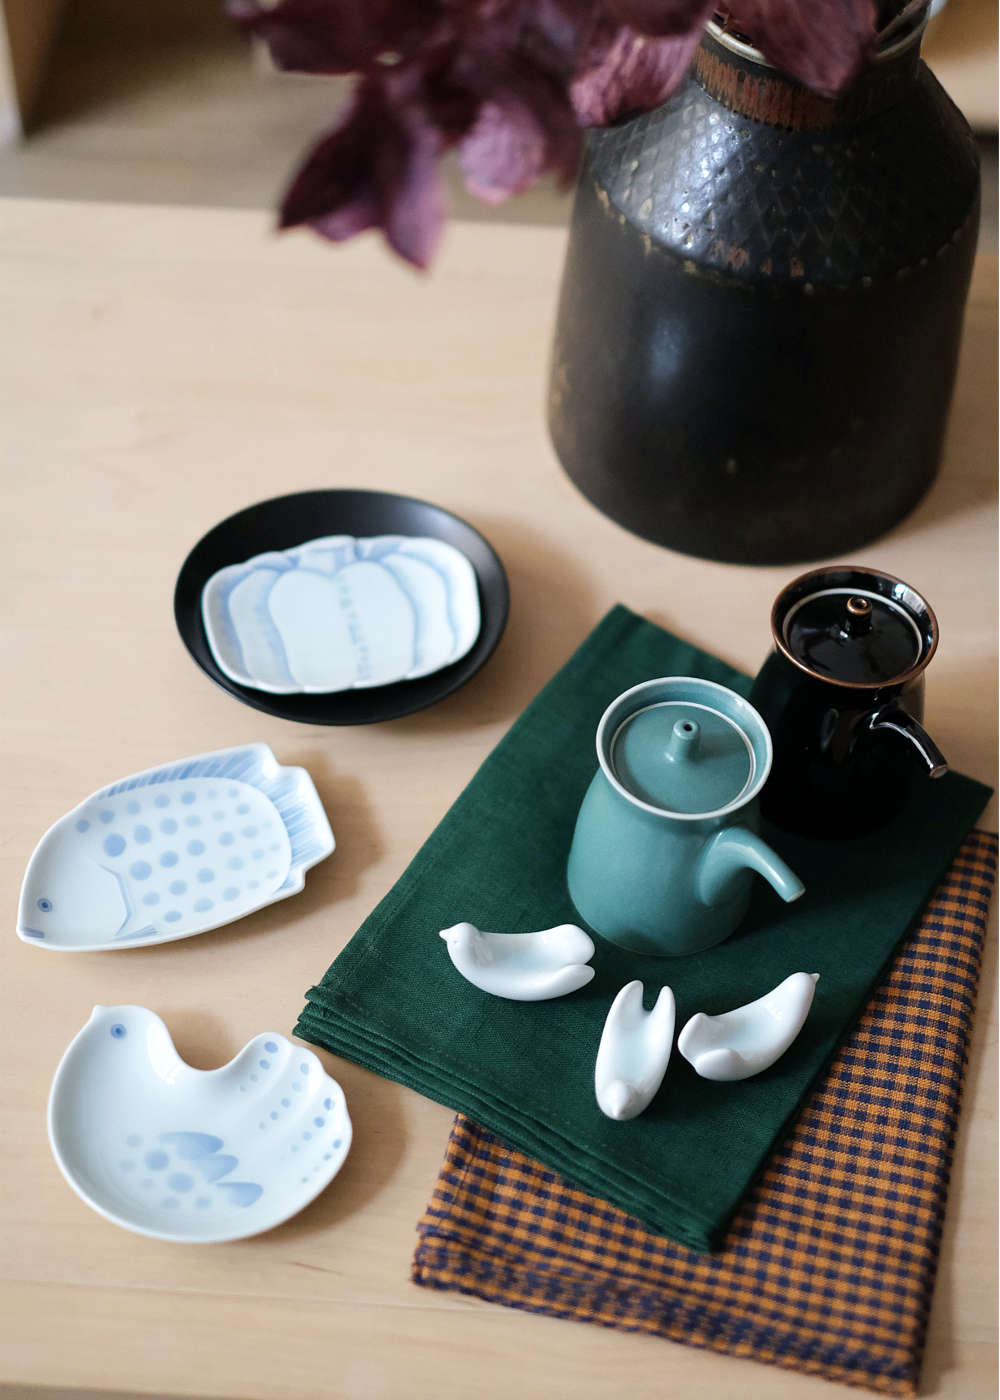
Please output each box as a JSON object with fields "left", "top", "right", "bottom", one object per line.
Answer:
{"left": 297, "top": 605, "right": 991, "bottom": 1251}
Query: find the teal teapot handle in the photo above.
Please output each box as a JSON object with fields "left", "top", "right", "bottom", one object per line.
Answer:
{"left": 697, "top": 828, "right": 805, "bottom": 909}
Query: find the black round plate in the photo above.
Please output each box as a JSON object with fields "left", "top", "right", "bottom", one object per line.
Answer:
{"left": 174, "top": 489, "right": 510, "bottom": 725}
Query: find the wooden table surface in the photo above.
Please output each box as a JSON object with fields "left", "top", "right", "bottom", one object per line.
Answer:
{"left": 0, "top": 199, "right": 995, "bottom": 1400}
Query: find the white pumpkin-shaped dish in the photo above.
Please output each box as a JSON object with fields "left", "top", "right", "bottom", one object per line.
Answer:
{"left": 48, "top": 1006, "right": 352, "bottom": 1242}
{"left": 201, "top": 533, "right": 481, "bottom": 694}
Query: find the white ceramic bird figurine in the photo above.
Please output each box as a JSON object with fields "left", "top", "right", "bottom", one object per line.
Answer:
{"left": 594, "top": 981, "right": 676, "bottom": 1121}
{"left": 439, "top": 921, "right": 596, "bottom": 1001}
{"left": 47, "top": 1005, "right": 352, "bottom": 1243}
{"left": 677, "top": 972, "right": 820, "bottom": 1082}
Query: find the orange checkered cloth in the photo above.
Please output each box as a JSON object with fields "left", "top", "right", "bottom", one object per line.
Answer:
{"left": 413, "top": 830, "right": 997, "bottom": 1396}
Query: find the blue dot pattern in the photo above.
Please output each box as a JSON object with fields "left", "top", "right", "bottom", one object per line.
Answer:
{"left": 85, "top": 775, "right": 293, "bottom": 939}
{"left": 145, "top": 1149, "right": 168, "bottom": 1170}
{"left": 265, "top": 1042, "right": 278, "bottom": 1054}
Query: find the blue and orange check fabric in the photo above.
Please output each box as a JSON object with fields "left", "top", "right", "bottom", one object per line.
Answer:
{"left": 413, "top": 831, "right": 997, "bottom": 1396}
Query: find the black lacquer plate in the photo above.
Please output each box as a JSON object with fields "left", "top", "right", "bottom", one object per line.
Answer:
{"left": 174, "top": 489, "right": 509, "bottom": 725}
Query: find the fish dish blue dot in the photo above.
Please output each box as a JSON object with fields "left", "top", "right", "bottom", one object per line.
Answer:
{"left": 145, "top": 1150, "right": 168, "bottom": 1170}
{"left": 264, "top": 1041, "right": 278, "bottom": 1054}
{"left": 259, "top": 1059, "right": 270, "bottom": 1070}
{"left": 160, "top": 850, "right": 179, "bottom": 867}
{"left": 219, "top": 832, "right": 235, "bottom": 846}
{"left": 103, "top": 834, "right": 126, "bottom": 857}
{"left": 181, "top": 792, "right": 196, "bottom": 805}
{"left": 193, "top": 897, "right": 214, "bottom": 913}
{"left": 110, "top": 1024, "right": 127, "bottom": 1039}
{"left": 169, "top": 880, "right": 186, "bottom": 895}
{"left": 227, "top": 857, "right": 244, "bottom": 871}
{"left": 197, "top": 868, "right": 214, "bottom": 883}
{"left": 142, "top": 892, "right": 160, "bottom": 906}
{"left": 243, "top": 826, "right": 259, "bottom": 839}
{"left": 126, "top": 800, "right": 141, "bottom": 815}
{"left": 168, "top": 1173, "right": 193, "bottom": 1193}
{"left": 99, "top": 810, "right": 114, "bottom": 823}
{"left": 314, "top": 1117, "right": 324, "bottom": 1128}
{"left": 164, "top": 910, "right": 181, "bottom": 923}
{"left": 184, "top": 815, "right": 201, "bottom": 828}
{"left": 134, "top": 824, "right": 151, "bottom": 843}
{"left": 154, "top": 794, "right": 169, "bottom": 808}
{"left": 75, "top": 819, "right": 90, "bottom": 832}
{"left": 187, "top": 840, "right": 205, "bottom": 856}
{"left": 160, "top": 818, "right": 178, "bottom": 834}
{"left": 236, "top": 803, "right": 250, "bottom": 815}
{"left": 223, "top": 887, "right": 239, "bottom": 901}
{"left": 130, "top": 861, "right": 152, "bottom": 880}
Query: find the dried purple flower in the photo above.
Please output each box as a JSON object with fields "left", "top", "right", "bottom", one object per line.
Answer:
{"left": 228, "top": 0, "right": 906, "bottom": 266}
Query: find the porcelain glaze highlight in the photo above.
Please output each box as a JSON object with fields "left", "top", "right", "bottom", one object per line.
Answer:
{"left": 17, "top": 743, "right": 334, "bottom": 951}
{"left": 48, "top": 1006, "right": 352, "bottom": 1242}
{"left": 439, "top": 922, "right": 596, "bottom": 1001}
{"left": 202, "top": 533, "right": 481, "bottom": 694}
{"left": 677, "top": 972, "right": 820, "bottom": 1081}
{"left": 594, "top": 982, "right": 676, "bottom": 1121}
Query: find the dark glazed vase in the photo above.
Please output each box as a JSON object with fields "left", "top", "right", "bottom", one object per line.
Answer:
{"left": 547, "top": 17, "right": 980, "bottom": 564}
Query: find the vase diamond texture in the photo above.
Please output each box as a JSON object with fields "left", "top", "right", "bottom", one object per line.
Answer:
{"left": 547, "top": 19, "right": 980, "bottom": 565}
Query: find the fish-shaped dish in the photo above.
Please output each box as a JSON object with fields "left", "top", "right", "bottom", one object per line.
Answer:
{"left": 202, "top": 532, "right": 481, "bottom": 695}
{"left": 17, "top": 743, "right": 334, "bottom": 951}
{"left": 48, "top": 1005, "right": 352, "bottom": 1243}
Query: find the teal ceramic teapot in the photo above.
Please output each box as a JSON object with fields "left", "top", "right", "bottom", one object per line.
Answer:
{"left": 567, "top": 678, "right": 804, "bottom": 956}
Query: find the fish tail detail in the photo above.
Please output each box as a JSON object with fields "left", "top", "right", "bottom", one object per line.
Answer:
{"left": 265, "top": 769, "right": 335, "bottom": 882}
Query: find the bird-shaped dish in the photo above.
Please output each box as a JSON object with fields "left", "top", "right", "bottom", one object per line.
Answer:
{"left": 17, "top": 743, "right": 334, "bottom": 951}
{"left": 439, "top": 922, "right": 596, "bottom": 1001}
{"left": 677, "top": 972, "right": 820, "bottom": 1082}
{"left": 48, "top": 1006, "right": 352, "bottom": 1243}
{"left": 594, "top": 981, "right": 676, "bottom": 1121}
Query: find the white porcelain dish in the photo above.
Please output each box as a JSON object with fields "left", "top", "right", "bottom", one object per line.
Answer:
{"left": 48, "top": 1005, "right": 352, "bottom": 1243}
{"left": 594, "top": 981, "right": 676, "bottom": 1121}
{"left": 17, "top": 743, "right": 334, "bottom": 951}
{"left": 201, "top": 533, "right": 481, "bottom": 695}
{"left": 439, "top": 922, "right": 596, "bottom": 1001}
{"left": 677, "top": 972, "right": 820, "bottom": 1082}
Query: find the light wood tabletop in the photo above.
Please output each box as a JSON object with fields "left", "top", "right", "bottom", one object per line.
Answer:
{"left": 0, "top": 198, "right": 995, "bottom": 1400}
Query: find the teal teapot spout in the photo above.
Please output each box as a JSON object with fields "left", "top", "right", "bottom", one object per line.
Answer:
{"left": 567, "top": 678, "right": 804, "bottom": 957}
{"left": 696, "top": 827, "right": 804, "bottom": 909}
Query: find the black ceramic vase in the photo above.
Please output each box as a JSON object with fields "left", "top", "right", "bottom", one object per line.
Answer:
{"left": 547, "top": 16, "right": 980, "bottom": 564}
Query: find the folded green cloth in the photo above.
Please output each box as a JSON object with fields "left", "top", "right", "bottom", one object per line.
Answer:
{"left": 297, "top": 605, "right": 991, "bottom": 1251}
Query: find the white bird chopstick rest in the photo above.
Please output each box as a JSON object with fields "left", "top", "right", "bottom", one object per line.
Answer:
{"left": 677, "top": 972, "right": 820, "bottom": 1082}
{"left": 439, "top": 922, "right": 596, "bottom": 1001}
{"left": 595, "top": 981, "right": 676, "bottom": 1121}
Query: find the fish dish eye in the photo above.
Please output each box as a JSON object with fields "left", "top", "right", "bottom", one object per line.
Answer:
{"left": 36, "top": 897, "right": 53, "bottom": 913}
{"left": 110, "top": 1024, "right": 127, "bottom": 1039}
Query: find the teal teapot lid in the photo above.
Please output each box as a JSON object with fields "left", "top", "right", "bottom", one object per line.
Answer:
{"left": 609, "top": 699, "right": 756, "bottom": 815}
